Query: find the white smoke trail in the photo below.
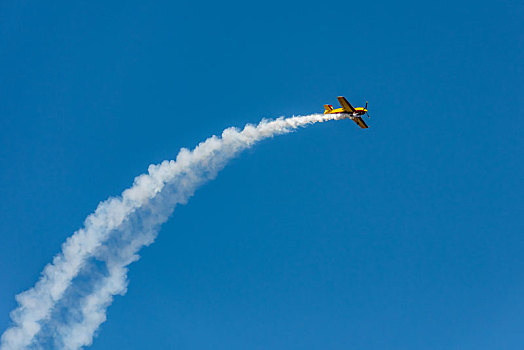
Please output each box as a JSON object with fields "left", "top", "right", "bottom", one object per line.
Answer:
{"left": 1, "top": 113, "right": 341, "bottom": 349}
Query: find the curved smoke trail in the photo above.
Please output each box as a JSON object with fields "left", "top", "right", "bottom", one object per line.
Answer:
{"left": 1, "top": 114, "right": 340, "bottom": 349}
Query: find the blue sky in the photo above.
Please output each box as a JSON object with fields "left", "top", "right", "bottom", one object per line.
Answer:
{"left": 1, "top": 0, "right": 523, "bottom": 349}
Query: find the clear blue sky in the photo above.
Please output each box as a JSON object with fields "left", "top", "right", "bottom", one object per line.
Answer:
{"left": 1, "top": 0, "right": 523, "bottom": 349}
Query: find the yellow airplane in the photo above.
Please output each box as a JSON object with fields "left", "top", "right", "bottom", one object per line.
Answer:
{"left": 324, "top": 96, "right": 370, "bottom": 129}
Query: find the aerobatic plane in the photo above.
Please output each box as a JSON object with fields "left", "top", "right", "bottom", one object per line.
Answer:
{"left": 323, "top": 96, "right": 370, "bottom": 129}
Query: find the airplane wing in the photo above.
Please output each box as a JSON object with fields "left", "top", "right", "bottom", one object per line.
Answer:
{"left": 337, "top": 96, "right": 356, "bottom": 113}
{"left": 353, "top": 116, "right": 369, "bottom": 129}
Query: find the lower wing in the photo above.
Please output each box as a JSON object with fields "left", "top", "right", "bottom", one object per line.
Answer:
{"left": 353, "top": 117, "right": 369, "bottom": 129}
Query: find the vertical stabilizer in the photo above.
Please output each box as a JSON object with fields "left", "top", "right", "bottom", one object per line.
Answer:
{"left": 323, "top": 104, "right": 333, "bottom": 114}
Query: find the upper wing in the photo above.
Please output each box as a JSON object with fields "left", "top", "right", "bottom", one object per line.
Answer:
{"left": 353, "top": 116, "right": 369, "bottom": 129}
{"left": 337, "top": 96, "right": 356, "bottom": 113}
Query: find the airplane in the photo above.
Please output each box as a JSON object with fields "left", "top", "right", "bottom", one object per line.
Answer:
{"left": 323, "top": 96, "right": 370, "bottom": 129}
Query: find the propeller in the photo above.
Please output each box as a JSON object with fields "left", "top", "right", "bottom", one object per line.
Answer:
{"left": 365, "top": 101, "right": 371, "bottom": 118}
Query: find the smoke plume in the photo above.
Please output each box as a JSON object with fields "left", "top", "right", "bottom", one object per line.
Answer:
{"left": 1, "top": 114, "right": 340, "bottom": 349}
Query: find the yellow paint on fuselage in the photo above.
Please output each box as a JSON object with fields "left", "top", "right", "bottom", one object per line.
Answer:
{"left": 325, "top": 107, "right": 367, "bottom": 115}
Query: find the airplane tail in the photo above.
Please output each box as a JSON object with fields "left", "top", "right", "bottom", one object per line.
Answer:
{"left": 323, "top": 104, "right": 333, "bottom": 114}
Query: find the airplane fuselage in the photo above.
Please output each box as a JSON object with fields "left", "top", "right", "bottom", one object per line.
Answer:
{"left": 354, "top": 108, "right": 367, "bottom": 114}
{"left": 329, "top": 107, "right": 367, "bottom": 117}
